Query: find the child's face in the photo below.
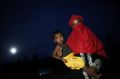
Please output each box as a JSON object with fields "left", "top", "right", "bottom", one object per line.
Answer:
{"left": 54, "top": 33, "right": 64, "bottom": 44}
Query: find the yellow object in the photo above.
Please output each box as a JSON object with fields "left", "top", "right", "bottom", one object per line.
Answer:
{"left": 63, "top": 53, "right": 85, "bottom": 70}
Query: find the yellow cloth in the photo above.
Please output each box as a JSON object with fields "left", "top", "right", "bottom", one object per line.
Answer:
{"left": 63, "top": 53, "right": 85, "bottom": 70}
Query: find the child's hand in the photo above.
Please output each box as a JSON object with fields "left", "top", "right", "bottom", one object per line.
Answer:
{"left": 62, "top": 58, "right": 67, "bottom": 63}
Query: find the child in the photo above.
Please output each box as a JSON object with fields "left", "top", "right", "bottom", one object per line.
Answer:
{"left": 52, "top": 30, "right": 101, "bottom": 79}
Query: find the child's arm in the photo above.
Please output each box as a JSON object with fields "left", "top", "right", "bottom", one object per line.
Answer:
{"left": 52, "top": 45, "right": 63, "bottom": 60}
{"left": 52, "top": 45, "right": 67, "bottom": 63}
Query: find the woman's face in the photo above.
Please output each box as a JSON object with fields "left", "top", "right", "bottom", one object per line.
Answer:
{"left": 71, "top": 19, "right": 80, "bottom": 28}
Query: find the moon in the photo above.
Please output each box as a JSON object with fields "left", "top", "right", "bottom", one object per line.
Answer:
{"left": 10, "top": 47, "right": 17, "bottom": 54}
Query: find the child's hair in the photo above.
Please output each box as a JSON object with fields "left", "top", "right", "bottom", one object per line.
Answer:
{"left": 52, "top": 30, "right": 64, "bottom": 39}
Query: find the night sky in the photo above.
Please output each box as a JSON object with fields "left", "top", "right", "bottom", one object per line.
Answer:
{"left": 0, "top": 0, "right": 120, "bottom": 63}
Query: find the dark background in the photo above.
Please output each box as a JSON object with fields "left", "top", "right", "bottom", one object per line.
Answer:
{"left": 0, "top": 0, "right": 120, "bottom": 79}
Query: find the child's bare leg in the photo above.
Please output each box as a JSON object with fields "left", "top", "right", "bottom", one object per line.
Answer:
{"left": 94, "top": 73, "right": 102, "bottom": 79}
{"left": 83, "top": 65, "right": 101, "bottom": 79}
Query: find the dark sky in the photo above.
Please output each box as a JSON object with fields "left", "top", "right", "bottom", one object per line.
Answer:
{"left": 0, "top": 0, "right": 120, "bottom": 63}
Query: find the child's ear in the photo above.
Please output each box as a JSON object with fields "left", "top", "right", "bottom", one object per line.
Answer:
{"left": 53, "top": 40, "right": 56, "bottom": 43}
